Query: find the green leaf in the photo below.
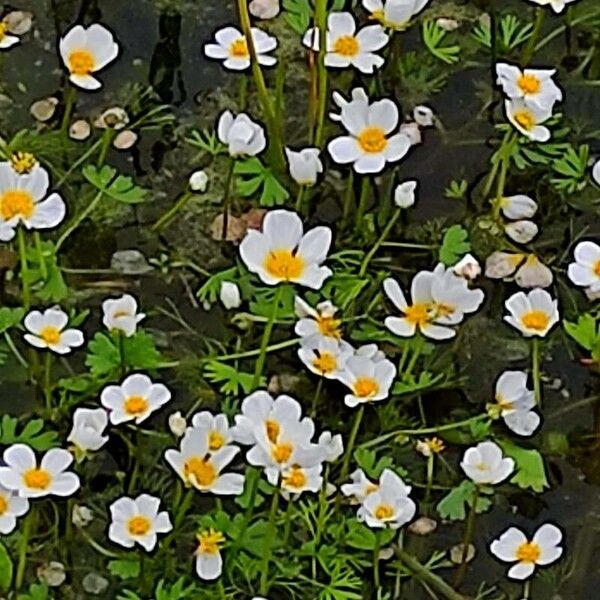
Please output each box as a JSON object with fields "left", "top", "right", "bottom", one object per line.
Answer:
{"left": 85, "top": 332, "right": 120, "bottom": 377}
{"left": 83, "top": 165, "right": 148, "bottom": 204}
{"left": 499, "top": 440, "right": 549, "bottom": 493}
{"left": 122, "top": 331, "right": 162, "bottom": 370}
{"left": 204, "top": 360, "right": 263, "bottom": 396}
{"left": 108, "top": 558, "right": 140, "bottom": 580}
{"left": 196, "top": 267, "right": 239, "bottom": 305}
{"left": 0, "top": 542, "right": 13, "bottom": 592}
{"left": 436, "top": 480, "right": 491, "bottom": 521}
{"left": 563, "top": 314, "right": 598, "bottom": 352}
{"left": 234, "top": 158, "right": 289, "bottom": 207}
{"left": 439, "top": 224, "right": 470, "bottom": 266}
{"left": 17, "top": 583, "right": 50, "bottom": 600}
{"left": 0, "top": 416, "right": 59, "bottom": 450}
{"left": 0, "top": 307, "right": 24, "bottom": 334}
{"left": 345, "top": 519, "right": 395, "bottom": 551}
{"left": 422, "top": 21, "right": 460, "bottom": 64}
{"left": 353, "top": 448, "right": 395, "bottom": 479}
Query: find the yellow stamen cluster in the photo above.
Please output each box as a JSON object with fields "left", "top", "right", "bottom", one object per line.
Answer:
{"left": 264, "top": 249, "right": 305, "bottom": 280}
{"left": 10, "top": 152, "right": 37, "bottom": 174}
{"left": 124, "top": 395, "right": 149, "bottom": 416}
{"left": 357, "top": 127, "right": 387, "bottom": 154}
{"left": 516, "top": 541, "right": 541, "bottom": 563}
{"left": 521, "top": 310, "right": 550, "bottom": 332}
{"left": 127, "top": 515, "right": 151, "bottom": 536}
{"left": 333, "top": 35, "right": 359, "bottom": 57}
{"left": 23, "top": 468, "right": 51, "bottom": 490}
{"left": 0, "top": 190, "right": 34, "bottom": 220}
{"left": 196, "top": 529, "right": 225, "bottom": 555}
{"left": 184, "top": 456, "right": 217, "bottom": 487}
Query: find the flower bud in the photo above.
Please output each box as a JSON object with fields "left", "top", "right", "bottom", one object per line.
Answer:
{"left": 413, "top": 105, "right": 434, "bottom": 127}
{"left": 168, "top": 411, "right": 187, "bottom": 437}
{"left": 500, "top": 194, "right": 538, "bottom": 220}
{"left": 189, "top": 170, "right": 209, "bottom": 192}
{"left": 219, "top": 281, "right": 242, "bottom": 310}
{"left": 394, "top": 180, "right": 417, "bottom": 208}
{"left": 505, "top": 220, "right": 538, "bottom": 244}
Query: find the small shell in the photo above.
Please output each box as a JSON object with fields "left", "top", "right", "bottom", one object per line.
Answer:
{"left": 449, "top": 543, "right": 476, "bottom": 565}
{"left": 113, "top": 130, "right": 138, "bottom": 150}
{"left": 4, "top": 11, "right": 33, "bottom": 35}
{"left": 408, "top": 517, "right": 438, "bottom": 536}
{"left": 69, "top": 119, "right": 91, "bottom": 141}
{"left": 30, "top": 97, "right": 58, "bottom": 122}
{"left": 94, "top": 106, "right": 129, "bottom": 130}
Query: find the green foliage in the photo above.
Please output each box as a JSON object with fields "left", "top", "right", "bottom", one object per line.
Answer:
{"left": 345, "top": 519, "right": 395, "bottom": 551}
{"left": 436, "top": 480, "right": 493, "bottom": 521}
{"left": 83, "top": 165, "right": 148, "bottom": 204}
{"left": 235, "top": 158, "right": 289, "bottom": 207}
{"left": 204, "top": 360, "right": 263, "bottom": 395}
{"left": 0, "top": 307, "right": 25, "bottom": 334}
{"left": 471, "top": 14, "right": 532, "bottom": 51}
{"left": 283, "top": 0, "right": 346, "bottom": 35}
{"left": 155, "top": 578, "right": 198, "bottom": 599}
{"left": 422, "top": 21, "right": 460, "bottom": 64}
{"left": 27, "top": 242, "right": 68, "bottom": 303}
{"left": 0, "top": 416, "right": 59, "bottom": 450}
{"left": 550, "top": 144, "right": 589, "bottom": 193}
{"left": 0, "top": 542, "right": 12, "bottom": 593}
{"left": 197, "top": 267, "right": 240, "bottom": 305}
{"left": 17, "top": 584, "right": 51, "bottom": 600}
{"left": 108, "top": 558, "right": 141, "bottom": 580}
{"left": 439, "top": 224, "right": 471, "bottom": 266}
{"left": 444, "top": 179, "right": 468, "bottom": 200}
{"left": 353, "top": 448, "right": 394, "bottom": 479}
{"left": 564, "top": 313, "right": 600, "bottom": 359}
{"left": 186, "top": 128, "right": 225, "bottom": 156}
{"left": 499, "top": 440, "right": 549, "bottom": 493}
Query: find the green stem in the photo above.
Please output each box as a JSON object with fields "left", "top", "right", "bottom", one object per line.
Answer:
{"left": 4, "top": 332, "right": 28, "bottom": 368}
{"left": 282, "top": 498, "right": 293, "bottom": 547}
{"left": 96, "top": 129, "right": 113, "bottom": 167}
{"left": 15, "top": 508, "right": 34, "bottom": 590}
{"left": 359, "top": 209, "right": 401, "bottom": 277}
{"left": 55, "top": 189, "right": 104, "bottom": 252}
{"left": 373, "top": 529, "right": 382, "bottom": 590}
{"left": 403, "top": 335, "right": 424, "bottom": 380}
{"left": 531, "top": 337, "right": 542, "bottom": 407}
{"left": 217, "top": 580, "right": 227, "bottom": 600}
{"left": 118, "top": 331, "right": 126, "bottom": 378}
{"left": 56, "top": 138, "right": 103, "bottom": 189}
{"left": 252, "top": 285, "right": 283, "bottom": 389}
{"left": 354, "top": 177, "right": 371, "bottom": 234}
{"left": 17, "top": 227, "right": 31, "bottom": 310}
{"left": 259, "top": 486, "right": 280, "bottom": 595}
{"left": 217, "top": 338, "right": 299, "bottom": 362}
{"left": 453, "top": 485, "right": 480, "bottom": 589}
{"left": 424, "top": 454, "right": 434, "bottom": 507}
{"left": 60, "top": 86, "right": 76, "bottom": 134}
{"left": 33, "top": 232, "right": 48, "bottom": 280}
{"left": 393, "top": 545, "right": 468, "bottom": 600}
{"left": 313, "top": 0, "right": 328, "bottom": 147}
{"left": 521, "top": 8, "right": 546, "bottom": 65}
{"left": 523, "top": 579, "right": 531, "bottom": 600}
{"left": 221, "top": 159, "right": 236, "bottom": 241}
{"left": 340, "top": 405, "right": 365, "bottom": 482}
{"left": 43, "top": 352, "right": 53, "bottom": 409}
{"left": 310, "top": 378, "right": 323, "bottom": 418}
{"left": 294, "top": 186, "right": 307, "bottom": 213}
{"left": 152, "top": 191, "right": 193, "bottom": 231}
{"left": 341, "top": 171, "right": 355, "bottom": 229}
{"left": 312, "top": 464, "right": 329, "bottom": 579}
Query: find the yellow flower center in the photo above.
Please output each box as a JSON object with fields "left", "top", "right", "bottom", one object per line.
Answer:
{"left": 10, "top": 152, "right": 37, "bottom": 174}
{"left": 0, "top": 22, "right": 8, "bottom": 40}
{"left": 404, "top": 303, "right": 431, "bottom": 326}
{"left": 521, "top": 310, "right": 550, "bottom": 332}
{"left": 513, "top": 110, "right": 535, "bottom": 131}
{"left": 353, "top": 377, "right": 379, "bottom": 398}
{"left": 0, "top": 495, "right": 8, "bottom": 515}
{"left": 272, "top": 442, "right": 293, "bottom": 464}
{"left": 333, "top": 34, "right": 359, "bottom": 57}
{"left": 265, "top": 418, "right": 280, "bottom": 444}
{"left": 23, "top": 468, "right": 51, "bottom": 490}
{"left": 312, "top": 351, "right": 338, "bottom": 374}
{"left": 317, "top": 315, "right": 342, "bottom": 339}
{"left": 516, "top": 541, "right": 541, "bottom": 563}
{"left": 184, "top": 456, "right": 217, "bottom": 487}
{"left": 197, "top": 529, "right": 225, "bottom": 554}
{"left": 208, "top": 430, "right": 226, "bottom": 451}
{"left": 517, "top": 74, "right": 541, "bottom": 95}
{"left": 127, "top": 515, "right": 151, "bottom": 536}
{"left": 435, "top": 303, "right": 455, "bottom": 318}
{"left": 264, "top": 249, "right": 305, "bottom": 281}
{"left": 374, "top": 503, "right": 395, "bottom": 520}
{"left": 282, "top": 467, "right": 307, "bottom": 490}
{"left": 594, "top": 260, "right": 600, "bottom": 277}
{"left": 39, "top": 326, "right": 61, "bottom": 345}
{"left": 495, "top": 394, "right": 514, "bottom": 411}
{"left": 425, "top": 437, "right": 445, "bottom": 454}
{"left": 124, "top": 395, "right": 149, "bottom": 416}
{"left": 229, "top": 37, "right": 249, "bottom": 57}
{"left": 69, "top": 50, "right": 95, "bottom": 75}
{"left": 357, "top": 126, "right": 388, "bottom": 154}
{"left": 0, "top": 190, "right": 34, "bottom": 220}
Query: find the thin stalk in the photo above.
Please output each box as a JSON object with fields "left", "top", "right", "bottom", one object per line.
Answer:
{"left": 341, "top": 171, "right": 355, "bottom": 229}
{"left": 294, "top": 186, "right": 307, "bottom": 213}
{"left": 521, "top": 8, "right": 546, "bottom": 65}
{"left": 228, "top": 469, "right": 260, "bottom": 562}
{"left": 282, "top": 498, "right": 293, "bottom": 547}
{"left": 359, "top": 209, "right": 401, "bottom": 277}
{"left": 33, "top": 232, "right": 48, "bottom": 280}
{"left": 17, "top": 227, "right": 31, "bottom": 310}
{"left": 4, "top": 332, "right": 28, "bottom": 368}
{"left": 252, "top": 285, "right": 283, "bottom": 389}
{"left": 152, "top": 191, "right": 193, "bottom": 231}
{"left": 55, "top": 189, "right": 104, "bottom": 252}
{"left": 56, "top": 138, "right": 103, "bottom": 189}
{"left": 453, "top": 485, "right": 480, "bottom": 588}
{"left": 403, "top": 335, "right": 424, "bottom": 380}
{"left": 523, "top": 579, "right": 531, "bottom": 600}
{"left": 118, "top": 332, "right": 127, "bottom": 377}
{"left": 393, "top": 545, "right": 468, "bottom": 600}
{"left": 221, "top": 159, "right": 236, "bottom": 241}
{"left": 531, "top": 337, "right": 542, "bottom": 407}
{"left": 373, "top": 529, "right": 382, "bottom": 589}
{"left": 310, "top": 378, "right": 323, "bottom": 418}
{"left": 340, "top": 405, "right": 365, "bottom": 482}
{"left": 217, "top": 338, "right": 300, "bottom": 362}
{"left": 259, "top": 486, "right": 280, "bottom": 594}
{"left": 313, "top": 0, "right": 328, "bottom": 146}
{"left": 15, "top": 508, "right": 34, "bottom": 590}
{"left": 43, "top": 352, "right": 53, "bottom": 409}
{"left": 424, "top": 454, "right": 434, "bottom": 507}
{"left": 354, "top": 177, "right": 371, "bottom": 234}
{"left": 312, "top": 464, "right": 329, "bottom": 579}
{"left": 96, "top": 129, "right": 113, "bottom": 167}
{"left": 60, "top": 85, "right": 76, "bottom": 134}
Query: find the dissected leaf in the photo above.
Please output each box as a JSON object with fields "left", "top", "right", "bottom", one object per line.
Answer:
{"left": 436, "top": 479, "right": 492, "bottom": 521}
{"left": 83, "top": 165, "right": 148, "bottom": 204}
{"left": 439, "top": 224, "right": 470, "bottom": 265}
{"left": 499, "top": 440, "right": 549, "bottom": 493}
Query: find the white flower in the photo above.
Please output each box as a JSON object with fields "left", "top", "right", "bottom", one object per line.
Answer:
{"left": 294, "top": 297, "right": 342, "bottom": 342}
{"left": 249, "top": 0, "right": 280, "bottom": 19}
{"left": 189, "top": 170, "right": 209, "bottom": 192}
{"left": 0, "top": 484, "right": 29, "bottom": 534}
{"left": 285, "top": 147, "right": 323, "bottom": 186}
{"left": 394, "top": 180, "right": 417, "bottom": 208}
{"left": 493, "top": 371, "right": 540, "bottom": 436}
{"left": 0, "top": 163, "right": 66, "bottom": 241}
{"left": 164, "top": 427, "right": 244, "bottom": 494}
{"left": 217, "top": 110, "right": 266, "bottom": 157}
{"left": 399, "top": 122, "right": 421, "bottom": 145}
{"left": 567, "top": 241, "right": 600, "bottom": 293}
{"left": 24, "top": 308, "right": 84, "bottom": 354}
{"left": 485, "top": 251, "right": 526, "bottom": 279}
{"left": 504, "top": 288, "right": 559, "bottom": 338}
{"left": 168, "top": 411, "right": 187, "bottom": 437}
{"left": 190, "top": 412, "right": 235, "bottom": 451}
{"left": 303, "top": 12, "right": 389, "bottom": 74}
{"left": 59, "top": 23, "right": 119, "bottom": 90}
{"left": 318, "top": 431, "right": 344, "bottom": 462}
{"left": 460, "top": 441, "right": 514, "bottom": 485}
{"left": 413, "top": 105, "right": 434, "bottom": 127}
{"left": 505, "top": 98, "right": 552, "bottom": 142}
{"left": 108, "top": 494, "right": 172, "bottom": 552}
{"left": 496, "top": 63, "right": 562, "bottom": 110}
{"left": 328, "top": 90, "right": 411, "bottom": 174}
{"left": 0, "top": 20, "right": 20, "bottom": 49}
{"left": 330, "top": 87, "right": 369, "bottom": 121}
{"left": 514, "top": 255, "right": 553, "bottom": 289}
{"left": 490, "top": 523, "right": 563, "bottom": 579}
{"left": 231, "top": 391, "right": 311, "bottom": 446}
{"left": 505, "top": 220, "right": 539, "bottom": 244}
{"left": 341, "top": 468, "right": 379, "bottom": 503}
{"left": 362, "top": 0, "right": 430, "bottom": 31}
{"left": 499, "top": 194, "right": 538, "bottom": 220}
{"left": 239, "top": 209, "right": 332, "bottom": 289}
{"left": 67, "top": 408, "right": 109, "bottom": 453}
{"left": 219, "top": 281, "right": 242, "bottom": 309}
{"left": 0, "top": 445, "right": 80, "bottom": 498}
{"left": 281, "top": 463, "right": 323, "bottom": 498}
{"left": 357, "top": 469, "right": 416, "bottom": 529}
{"left": 298, "top": 336, "right": 352, "bottom": 379}
{"left": 100, "top": 373, "right": 171, "bottom": 425}
{"left": 337, "top": 353, "right": 396, "bottom": 407}
{"left": 452, "top": 254, "right": 481, "bottom": 280}
{"left": 526, "top": 0, "right": 578, "bottom": 14}
{"left": 204, "top": 26, "right": 277, "bottom": 71}
{"left": 195, "top": 529, "right": 226, "bottom": 580}
{"left": 102, "top": 294, "right": 145, "bottom": 337}
{"left": 593, "top": 159, "right": 600, "bottom": 186}
{"left": 72, "top": 504, "right": 93, "bottom": 527}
